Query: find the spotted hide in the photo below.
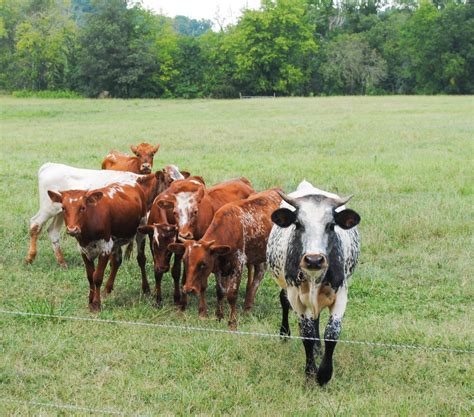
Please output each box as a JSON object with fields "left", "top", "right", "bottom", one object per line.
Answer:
{"left": 267, "top": 180, "right": 361, "bottom": 385}
{"left": 169, "top": 189, "right": 282, "bottom": 329}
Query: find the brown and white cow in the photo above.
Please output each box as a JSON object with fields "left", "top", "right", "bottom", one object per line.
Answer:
{"left": 48, "top": 182, "right": 149, "bottom": 311}
{"left": 169, "top": 189, "right": 282, "bottom": 329}
{"left": 102, "top": 143, "right": 160, "bottom": 174}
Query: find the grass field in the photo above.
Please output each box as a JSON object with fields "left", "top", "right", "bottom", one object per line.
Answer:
{"left": 0, "top": 96, "right": 473, "bottom": 416}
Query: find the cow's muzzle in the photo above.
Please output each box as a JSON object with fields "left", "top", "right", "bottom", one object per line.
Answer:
{"left": 302, "top": 253, "right": 328, "bottom": 271}
{"left": 66, "top": 226, "right": 81, "bottom": 237}
{"left": 140, "top": 163, "right": 152, "bottom": 174}
{"left": 179, "top": 232, "right": 193, "bottom": 240}
{"left": 183, "top": 284, "right": 199, "bottom": 295}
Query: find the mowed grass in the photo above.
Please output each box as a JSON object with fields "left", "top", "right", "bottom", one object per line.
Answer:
{"left": 0, "top": 96, "right": 473, "bottom": 416}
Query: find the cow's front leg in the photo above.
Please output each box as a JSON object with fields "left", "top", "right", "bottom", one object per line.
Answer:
{"left": 317, "top": 284, "right": 348, "bottom": 386}
{"left": 299, "top": 316, "right": 318, "bottom": 377}
{"left": 153, "top": 269, "right": 164, "bottom": 307}
{"left": 215, "top": 278, "right": 225, "bottom": 321}
{"left": 81, "top": 254, "right": 95, "bottom": 305}
{"left": 279, "top": 289, "right": 291, "bottom": 338}
{"left": 180, "top": 265, "right": 188, "bottom": 311}
{"left": 90, "top": 254, "right": 109, "bottom": 312}
{"left": 171, "top": 254, "right": 182, "bottom": 305}
{"left": 226, "top": 269, "right": 242, "bottom": 330}
{"left": 198, "top": 288, "right": 208, "bottom": 318}
{"left": 136, "top": 233, "right": 150, "bottom": 294}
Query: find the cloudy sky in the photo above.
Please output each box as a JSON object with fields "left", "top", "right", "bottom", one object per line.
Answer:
{"left": 141, "top": 0, "right": 261, "bottom": 24}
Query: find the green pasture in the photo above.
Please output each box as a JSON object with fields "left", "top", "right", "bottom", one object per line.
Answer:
{"left": 0, "top": 96, "right": 473, "bottom": 416}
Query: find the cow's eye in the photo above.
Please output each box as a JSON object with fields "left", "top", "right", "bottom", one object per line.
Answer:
{"left": 327, "top": 223, "right": 335, "bottom": 232}
{"left": 294, "top": 220, "right": 303, "bottom": 230}
{"left": 80, "top": 206, "right": 86, "bottom": 212}
{"left": 62, "top": 207, "right": 65, "bottom": 212}
{"left": 199, "top": 262, "right": 206, "bottom": 269}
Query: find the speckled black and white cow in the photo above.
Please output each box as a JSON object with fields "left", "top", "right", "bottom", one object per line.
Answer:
{"left": 267, "top": 180, "right": 361, "bottom": 385}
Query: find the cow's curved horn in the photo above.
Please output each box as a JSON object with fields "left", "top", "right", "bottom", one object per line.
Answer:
{"left": 333, "top": 195, "right": 353, "bottom": 208}
{"left": 277, "top": 190, "right": 300, "bottom": 209}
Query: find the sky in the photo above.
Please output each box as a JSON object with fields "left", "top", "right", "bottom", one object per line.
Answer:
{"left": 141, "top": 0, "right": 261, "bottom": 24}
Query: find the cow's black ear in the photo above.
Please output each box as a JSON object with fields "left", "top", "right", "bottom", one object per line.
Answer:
{"left": 334, "top": 209, "right": 360, "bottom": 229}
{"left": 271, "top": 208, "right": 297, "bottom": 228}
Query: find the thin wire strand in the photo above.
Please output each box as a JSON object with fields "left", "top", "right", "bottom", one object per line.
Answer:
{"left": 0, "top": 398, "right": 129, "bottom": 416}
{"left": 1, "top": 309, "right": 472, "bottom": 354}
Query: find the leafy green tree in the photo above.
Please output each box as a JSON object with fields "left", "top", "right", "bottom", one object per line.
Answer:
{"left": 78, "top": 0, "right": 162, "bottom": 97}
{"left": 172, "top": 15, "right": 212, "bottom": 37}
{"left": 230, "top": 0, "right": 317, "bottom": 95}
{"left": 320, "top": 33, "right": 387, "bottom": 94}
{"left": 399, "top": 1, "right": 473, "bottom": 94}
{"left": 199, "top": 30, "right": 239, "bottom": 98}
{"left": 12, "top": 0, "right": 77, "bottom": 90}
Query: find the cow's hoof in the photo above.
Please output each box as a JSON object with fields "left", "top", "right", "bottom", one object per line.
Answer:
{"left": 154, "top": 300, "right": 162, "bottom": 309}
{"left": 316, "top": 364, "right": 333, "bottom": 386}
{"left": 228, "top": 321, "right": 237, "bottom": 331}
{"left": 142, "top": 286, "right": 151, "bottom": 295}
{"left": 279, "top": 325, "right": 291, "bottom": 340}
{"left": 305, "top": 364, "right": 317, "bottom": 379}
{"left": 59, "top": 262, "right": 68, "bottom": 270}
{"left": 89, "top": 302, "right": 101, "bottom": 313}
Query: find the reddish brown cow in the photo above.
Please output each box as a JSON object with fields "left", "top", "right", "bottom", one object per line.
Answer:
{"left": 102, "top": 143, "right": 160, "bottom": 174}
{"left": 169, "top": 189, "right": 282, "bottom": 329}
{"left": 48, "top": 183, "right": 148, "bottom": 311}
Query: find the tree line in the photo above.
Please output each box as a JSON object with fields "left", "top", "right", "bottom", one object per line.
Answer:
{"left": 0, "top": 0, "right": 472, "bottom": 98}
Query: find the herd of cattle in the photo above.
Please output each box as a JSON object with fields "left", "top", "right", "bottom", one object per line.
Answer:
{"left": 24, "top": 142, "right": 361, "bottom": 386}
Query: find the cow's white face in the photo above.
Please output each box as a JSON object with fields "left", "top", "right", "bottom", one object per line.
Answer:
{"left": 271, "top": 194, "right": 360, "bottom": 281}
{"left": 296, "top": 199, "right": 336, "bottom": 278}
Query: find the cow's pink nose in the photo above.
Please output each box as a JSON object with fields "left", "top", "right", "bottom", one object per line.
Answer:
{"left": 66, "top": 226, "right": 80, "bottom": 237}
{"left": 179, "top": 232, "right": 193, "bottom": 240}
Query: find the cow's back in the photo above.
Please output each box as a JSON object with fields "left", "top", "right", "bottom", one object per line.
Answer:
{"left": 206, "top": 178, "right": 254, "bottom": 210}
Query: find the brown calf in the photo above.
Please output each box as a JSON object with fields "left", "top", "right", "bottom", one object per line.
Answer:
{"left": 48, "top": 183, "right": 148, "bottom": 311}
{"left": 102, "top": 143, "right": 160, "bottom": 174}
{"left": 138, "top": 198, "right": 182, "bottom": 307}
{"left": 169, "top": 189, "right": 282, "bottom": 329}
